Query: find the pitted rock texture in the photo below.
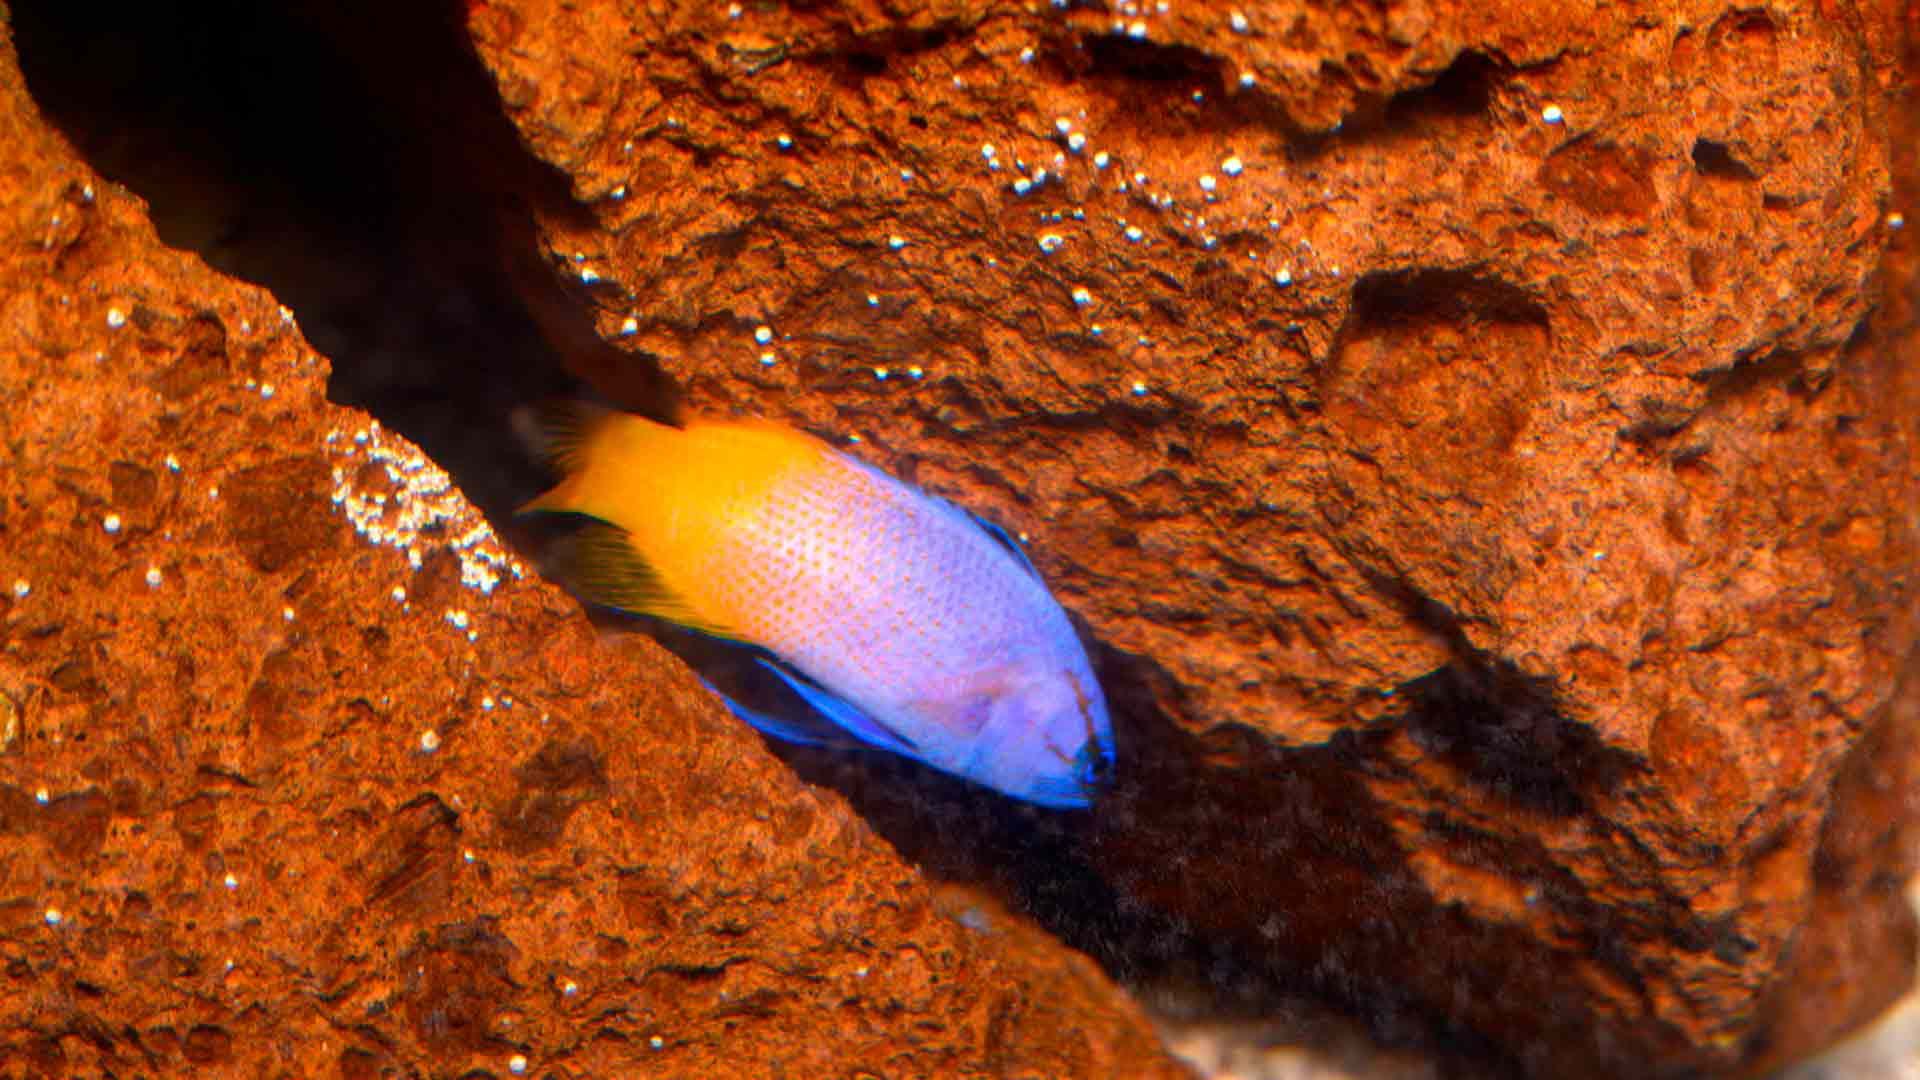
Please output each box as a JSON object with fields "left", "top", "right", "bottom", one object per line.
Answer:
{"left": 471, "top": 0, "right": 1920, "bottom": 1074}
{"left": 0, "top": 13, "right": 1189, "bottom": 1079}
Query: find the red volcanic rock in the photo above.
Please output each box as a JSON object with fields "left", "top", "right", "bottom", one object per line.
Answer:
{"left": 470, "top": 0, "right": 1920, "bottom": 1074}
{"left": 0, "top": 15, "right": 1187, "bottom": 1080}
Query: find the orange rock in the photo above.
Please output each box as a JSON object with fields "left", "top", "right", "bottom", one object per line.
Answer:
{"left": 466, "top": 0, "right": 1920, "bottom": 1074}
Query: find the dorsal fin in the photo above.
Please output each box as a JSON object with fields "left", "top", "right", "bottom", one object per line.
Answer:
{"left": 960, "top": 506, "right": 1042, "bottom": 580}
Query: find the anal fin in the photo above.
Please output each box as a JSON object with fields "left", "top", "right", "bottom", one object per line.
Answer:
{"left": 560, "top": 523, "right": 739, "bottom": 641}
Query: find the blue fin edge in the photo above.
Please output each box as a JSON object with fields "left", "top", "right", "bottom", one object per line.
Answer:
{"left": 960, "top": 506, "right": 1042, "bottom": 580}
{"left": 698, "top": 676, "right": 851, "bottom": 749}
{"left": 756, "top": 658, "right": 919, "bottom": 756}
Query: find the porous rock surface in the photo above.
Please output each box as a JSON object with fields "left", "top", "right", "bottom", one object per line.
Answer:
{"left": 472, "top": 0, "right": 1920, "bottom": 1074}
{"left": 0, "top": 13, "right": 1188, "bottom": 1079}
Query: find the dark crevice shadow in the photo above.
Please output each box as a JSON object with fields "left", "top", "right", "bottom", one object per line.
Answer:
{"left": 8, "top": 0, "right": 676, "bottom": 526}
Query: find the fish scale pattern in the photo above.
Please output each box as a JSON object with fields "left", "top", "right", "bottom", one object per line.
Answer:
{"left": 712, "top": 454, "right": 1035, "bottom": 716}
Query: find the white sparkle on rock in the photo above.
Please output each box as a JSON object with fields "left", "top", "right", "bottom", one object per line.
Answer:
{"left": 1037, "top": 233, "right": 1065, "bottom": 253}
{"left": 1542, "top": 104, "right": 1565, "bottom": 124}
{"left": 509, "top": 1055, "right": 528, "bottom": 1076}
{"left": 759, "top": 351, "right": 778, "bottom": 366}
{"left": 887, "top": 234, "right": 907, "bottom": 250}
{"left": 419, "top": 729, "right": 441, "bottom": 753}
{"left": 1274, "top": 268, "right": 1293, "bottom": 286}
{"left": 106, "top": 307, "right": 127, "bottom": 329}
{"left": 165, "top": 454, "right": 182, "bottom": 472}
{"left": 259, "top": 383, "right": 275, "bottom": 399}
{"left": 1093, "top": 151, "right": 1110, "bottom": 169}
{"left": 1230, "top": 10, "right": 1249, "bottom": 32}
{"left": 10, "top": 579, "right": 28, "bottom": 599}
{"left": 619, "top": 316, "right": 638, "bottom": 336}
{"left": 650, "top": 1036, "right": 665, "bottom": 1050}
{"left": 282, "top": 606, "right": 296, "bottom": 622}
{"left": 43, "top": 908, "right": 62, "bottom": 926}
{"left": 754, "top": 325, "right": 774, "bottom": 344}
{"left": 330, "top": 425, "right": 514, "bottom": 596}
{"left": 1067, "top": 132, "right": 1086, "bottom": 153}
{"left": 1124, "top": 225, "right": 1145, "bottom": 242}
{"left": 446, "top": 609, "right": 470, "bottom": 630}
{"left": 1072, "top": 286, "right": 1094, "bottom": 306}
{"left": 391, "top": 585, "right": 407, "bottom": 604}
{"left": 223, "top": 872, "right": 239, "bottom": 889}
{"left": 144, "top": 566, "right": 162, "bottom": 588}
{"left": 1889, "top": 212, "right": 1907, "bottom": 230}
{"left": 562, "top": 979, "right": 579, "bottom": 996}
{"left": 1198, "top": 174, "right": 1217, "bottom": 193}
{"left": 102, "top": 514, "right": 122, "bottom": 535}
{"left": 1131, "top": 380, "right": 1149, "bottom": 396}
{"left": 34, "top": 787, "right": 48, "bottom": 803}
{"left": 1240, "top": 71, "right": 1257, "bottom": 88}
{"left": 611, "top": 185, "right": 627, "bottom": 200}
{"left": 1221, "top": 156, "right": 1244, "bottom": 177}
{"left": 1127, "top": 20, "right": 1148, "bottom": 38}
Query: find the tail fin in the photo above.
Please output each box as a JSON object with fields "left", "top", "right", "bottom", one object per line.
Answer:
{"left": 515, "top": 400, "right": 620, "bottom": 517}
{"left": 515, "top": 399, "right": 614, "bottom": 476}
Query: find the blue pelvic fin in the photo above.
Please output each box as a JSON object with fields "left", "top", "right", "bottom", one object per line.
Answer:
{"left": 756, "top": 658, "right": 919, "bottom": 756}
{"left": 1022, "top": 769, "right": 1096, "bottom": 810}
{"left": 697, "top": 675, "right": 856, "bottom": 749}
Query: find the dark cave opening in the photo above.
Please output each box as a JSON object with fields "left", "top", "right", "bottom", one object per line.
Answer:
{"left": 9, "top": 0, "right": 594, "bottom": 522}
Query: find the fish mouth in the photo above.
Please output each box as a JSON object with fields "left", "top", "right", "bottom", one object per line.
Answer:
{"left": 1073, "top": 738, "right": 1114, "bottom": 790}
{"left": 1028, "top": 738, "right": 1113, "bottom": 809}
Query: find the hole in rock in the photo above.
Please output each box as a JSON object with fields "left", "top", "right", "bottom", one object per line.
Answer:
{"left": 1690, "top": 137, "right": 1759, "bottom": 181}
{"left": 1332, "top": 49, "right": 1503, "bottom": 139}
{"left": 10, "top": 3, "right": 1523, "bottom": 1074}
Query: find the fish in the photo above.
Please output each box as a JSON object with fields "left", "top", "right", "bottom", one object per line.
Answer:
{"left": 518, "top": 405, "right": 1115, "bottom": 808}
